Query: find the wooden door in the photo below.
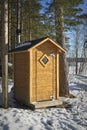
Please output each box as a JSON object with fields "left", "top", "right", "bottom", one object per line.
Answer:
{"left": 36, "top": 50, "right": 57, "bottom": 101}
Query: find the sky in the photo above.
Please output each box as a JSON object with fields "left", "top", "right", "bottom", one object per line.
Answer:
{"left": 79, "top": 0, "right": 87, "bottom": 13}
{"left": 66, "top": 0, "right": 87, "bottom": 57}
{"left": 40, "top": 0, "right": 87, "bottom": 14}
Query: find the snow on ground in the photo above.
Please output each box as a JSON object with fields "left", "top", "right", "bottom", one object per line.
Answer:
{"left": 0, "top": 75, "right": 87, "bottom": 130}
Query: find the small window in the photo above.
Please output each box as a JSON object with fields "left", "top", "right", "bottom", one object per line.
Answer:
{"left": 40, "top": 54, "right": 49, "bottom": 67}
{"left": 42, "top": 56, "right": 49, "bottom": 64}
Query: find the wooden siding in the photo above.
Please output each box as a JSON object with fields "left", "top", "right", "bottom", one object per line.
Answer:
{"left": 31, "top": 41, "right": 59, "bottom": 102}
{"left": 14, "top": 51, "right": 29, "bottom": 104}
{"left": 56, "top": 52, "right": 59, "bottom": 98}
{"left": 29, "top": 50, "right": 33, "bottom": 103}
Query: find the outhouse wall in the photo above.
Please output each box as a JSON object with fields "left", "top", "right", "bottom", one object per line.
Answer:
{"left": 30, "top": 41, "right": 60, "bottom": 102}
{"left": 14, "top": 51, "right": 30, "bottom": 104}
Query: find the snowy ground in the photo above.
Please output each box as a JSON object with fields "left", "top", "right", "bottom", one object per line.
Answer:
{"left": 0, "top": 75, "right": 87, "bottom": 130}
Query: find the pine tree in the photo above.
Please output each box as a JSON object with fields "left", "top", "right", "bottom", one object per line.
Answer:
{"left": 44, "top": 0, "right": 83, "bottom": 96}
{"left": 21, "top": 0, "right": 41, "bottom": 41}
{"left": 1, "top": 0, "right": 8, "bottom": 108}
{"left": 78, "top": 13, "right": 87, "bottom": 74}
{"left": 53, "top": 0, "right": 69, "bottom": 96}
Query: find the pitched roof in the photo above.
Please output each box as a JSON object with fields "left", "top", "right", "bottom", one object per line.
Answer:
{"left": 10, "top": 37, "right": 48, "bottom": 52}
{"left": 10, "top": 36, "right": 66, "bottom": 53}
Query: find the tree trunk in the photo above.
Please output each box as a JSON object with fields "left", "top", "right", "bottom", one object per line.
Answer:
{"left": 75, "top": 47, "right": 78, "bottom": 75}
{"left": 16, "top": 0, "right": 21, "bottom": 44}
{"left": 54, "top": 0, "right": 69, "bottom": 96}
{"left": 1, "top": 0, "right": 8, "bottom": 108}
{"left": 8, "top": 0, "right": 11, "bottom": 50}
{"left": 75, "top": 25, "right": 79, "bottom": 75}
{"left": 29, "top": 18, "right": 32, "bottom": 41}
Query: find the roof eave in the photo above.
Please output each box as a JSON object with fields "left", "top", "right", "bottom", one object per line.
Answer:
{"left": 27, "top": 37, "right": 66, "bottom": 53}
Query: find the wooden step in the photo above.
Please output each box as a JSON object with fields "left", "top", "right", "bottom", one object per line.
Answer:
{"left": 30, "top": 100, "right": 63, "bottom": 109}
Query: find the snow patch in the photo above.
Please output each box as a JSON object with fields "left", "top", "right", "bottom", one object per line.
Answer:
{"left": 15, "top": 42, "right": 31, "bottom": 48}
{"left": 0, "top": 75, "right": 87, "bottom": 130}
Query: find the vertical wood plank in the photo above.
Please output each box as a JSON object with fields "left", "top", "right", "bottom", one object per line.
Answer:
{"left": 56, "top": 51, "right": 59, "bottom": 99}
{"left": 29, "top": 50, "right": 32, "bottom": 103}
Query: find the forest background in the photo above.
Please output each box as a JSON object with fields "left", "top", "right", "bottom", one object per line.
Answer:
{"left": 0, "top": 0, "right": 87, "bottom": 55}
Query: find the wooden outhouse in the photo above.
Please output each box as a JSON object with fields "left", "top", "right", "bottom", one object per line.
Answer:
{"left": 12, "top": 37, "right": 66, "bottom": 108}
